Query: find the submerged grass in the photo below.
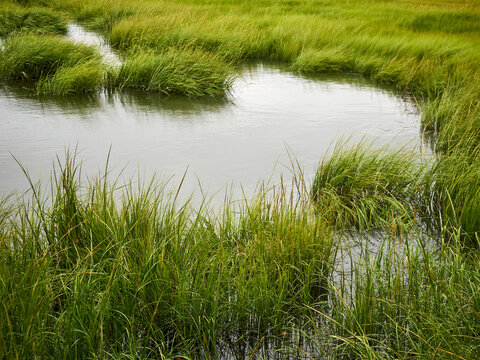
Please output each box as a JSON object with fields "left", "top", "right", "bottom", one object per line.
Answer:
{"left": 3, "top": 151, "right": 479, "bottom": 358}
{"left": 302, "top": 229, "right": 480, "bottom": 359}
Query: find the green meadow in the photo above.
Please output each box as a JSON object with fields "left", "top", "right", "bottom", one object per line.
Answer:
{"left": 0, "top": 0, "right": 479, "bottom": 358}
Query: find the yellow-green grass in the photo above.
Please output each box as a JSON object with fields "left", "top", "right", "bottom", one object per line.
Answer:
{"left": 0, "top": 6, "right": 67, "bottom": 37}
{"left": 0, "top": 34, "right": 101, "bottom": 81}
{"left": 0, "top": 34, "right": 106, "bottom": 95}
{"left": 109, "top": 48, "right": 234, "bottom": 96}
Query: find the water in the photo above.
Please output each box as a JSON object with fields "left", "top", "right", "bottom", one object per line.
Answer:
{"left": 0, "top": 25, "right": 424, "bottom": 200}
{"left": 0, "top": 65, "right": 424, "bottom": 200}
{"left": 66, "top": 24, "right": 121, "bottom": 66}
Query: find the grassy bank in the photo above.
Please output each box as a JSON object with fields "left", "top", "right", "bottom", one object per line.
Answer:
{"left": 1, "top": 0, "right": 479, "bottom": 358}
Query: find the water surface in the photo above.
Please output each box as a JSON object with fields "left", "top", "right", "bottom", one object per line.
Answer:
{"left": 0, "top": 64, "right": 423, "bottom": 200}
{"left": 66, "top": 24, "right": 121, "bottom": 66}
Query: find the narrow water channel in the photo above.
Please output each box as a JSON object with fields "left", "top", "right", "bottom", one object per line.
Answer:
{"left": 66, "top": 24, "right": 121, "bottom": 66}
{"left": 0, "top": 64, "right": 424, "bottom": 199}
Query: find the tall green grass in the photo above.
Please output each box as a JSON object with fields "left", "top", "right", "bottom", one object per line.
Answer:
{"left": 0, "top": 34, "right": 107, "bottom": 94}
{"left": 311, "top": 142, "right": 426, "bottom": 231}
{"left": 423, "top": 152, "right": 480, "bottom": 246}
{"left": 0, "top": 156, "right": 334, "bottom": 358}
{"left": 2, "top": 153, "right": 479, "bottom": 358}
{"left": 302, "top": 229, "right": 480, "bottom": 359}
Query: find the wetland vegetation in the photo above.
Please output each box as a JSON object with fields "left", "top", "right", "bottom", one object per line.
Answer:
{"left": 0, "top": 0, "right": 479, "bottom": 358}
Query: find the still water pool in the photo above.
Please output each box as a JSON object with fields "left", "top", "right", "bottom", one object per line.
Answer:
{"left": 0, "top": 63, "right": 423, "bottom": 199}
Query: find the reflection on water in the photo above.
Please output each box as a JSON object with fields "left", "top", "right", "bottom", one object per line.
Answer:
{"left": 5, "top": 84, "right": 230, "bottom": 118}
{"left": 0, "top": 64, "right": 424, "bottom": 200}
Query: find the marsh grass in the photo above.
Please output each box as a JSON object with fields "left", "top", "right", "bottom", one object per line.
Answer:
{"left": 0, "top": 155, "right": 334, "bottom": 358}
{"left": 0, "top": 34, "right": 107, "bottom": 94}
{"left": 301, "top": 229, "right": 480, "bottom": 359}
{"left": 110, "top": 49, "right": 234, "bottom": 96}
{"left": 0, "top": 34, "right": 101, "bottom": 81}
{"left": 36, "top": 60, "right": 105, "bottom": 95}
{"left": 423, "top": 152, "right": 480, "bottom": 246}
{"left": 0, "top": 7, "right": 67, "bottom": 37}
{"left": 1, "top": 0, "right": 480, "bottom": 357}
{"left": 311, "top": 141, "right": 426, "bottom": 232}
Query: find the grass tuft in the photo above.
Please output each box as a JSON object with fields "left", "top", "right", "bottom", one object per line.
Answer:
{"left": 110, "top": 48, "right": 234, "bottom": 96}
{"left": 0, "top": 34, "right": 102, "bottom": 81}
{"left": 311, "top": 141, "right": 425, "bottom": 231}
{"left": 0, "top": 6, "right": 67, "bottom": 37}
{"left": 36, "top": 60, "right": 105, "bottom": 95}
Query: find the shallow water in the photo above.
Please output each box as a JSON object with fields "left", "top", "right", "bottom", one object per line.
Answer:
{"left": 0, "top": 63, "right": 424, "bottom": 200}
{"left": 66, "top": 24, "right": 121, "bottom": 66}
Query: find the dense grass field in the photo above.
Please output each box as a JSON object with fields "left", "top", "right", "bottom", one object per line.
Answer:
{"left": 1, "top": 0, "right": 480, "bottom": 358}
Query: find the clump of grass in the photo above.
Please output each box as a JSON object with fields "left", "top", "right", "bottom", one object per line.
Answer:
{"left": 36, "top": 60, "right": 105, "bottom": 95}
{"left": 423, "top": 152, "right": 480, "bottom": 245}
{"left": 110, "top": 48, "right": 234, "bottom": 96}
{"left": 0, "top": 34, "right": 101, "bottom": 81}
{"left": 311, "top": 141, "right": 425, "bottom": 231}
{"left": 107, "top": 9, "right": 258, "bottom": 62}
{"left": 0, "top": 7, "right": 67, "bottom": 37}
